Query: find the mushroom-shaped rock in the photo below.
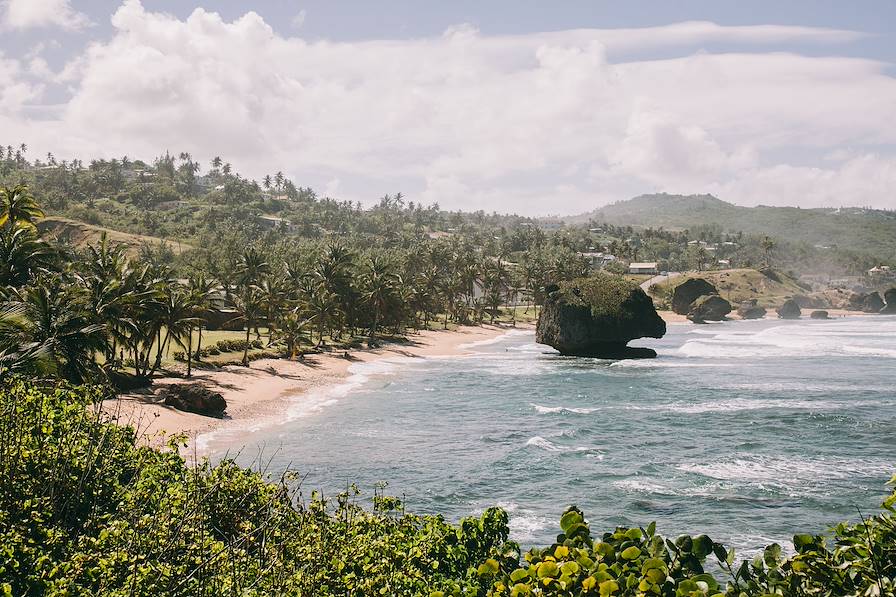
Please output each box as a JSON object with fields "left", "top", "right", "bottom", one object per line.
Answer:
{"left": 536, "top": 274, "right": 666, "bottom": 359}
{"left": 160, "top": 384, "right": 227, "bottom": 417}
{"left": 810, "top": 310, "right": 830, "bottom": 319}
{"left": 882, "top": 288, "right": 896, "bottom": 314}
{"left": 736, "top": 299, "right": 767, "bottom": 320}
{"left": 687, "top": 294, "right": 733, "bottom": 323}
{"left": 671, "top": 278, "right": 718, "bottom": 315}
{"left": 776, "top": 299, "right": 802, "bottom": 319}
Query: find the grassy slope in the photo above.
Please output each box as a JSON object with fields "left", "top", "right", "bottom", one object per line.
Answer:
{"left": 37, "top": 216, "right": 194, "bottom": 256}
{"left": 569, "top": 193, "right": 896, "bottom": 259}
{"left": 649, "top": 268, "right": 807, "bottom": 307}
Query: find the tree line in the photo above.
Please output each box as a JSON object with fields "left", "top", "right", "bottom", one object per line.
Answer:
{"left": 0, "top": 184, "right": 589, "bottom": 384}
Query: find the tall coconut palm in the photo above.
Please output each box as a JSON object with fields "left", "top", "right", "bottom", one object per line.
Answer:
{"left": 234, "top": 287, "right": 264, "bottom": 366}
{"left": 187, "top": 275, "right": 219, "bottom": 361}
{"left": 305, "top": 289, "right": 341, "bottom": 348}
{"left": 359, "top": 255, "right": 399, "bottom": 340}
{"left": 257, "top": 276, "right": 287, "bottom": 345}
{"left": 761, "top": 236, "right": 776, "bottom": 269}
{"left": 237, "top": 247, "right": 271, "bottom": 291}
{"left": 0, "top": 185, "right": 45, "bottom": 230}
{"left": 160, "top": 288, "right": 202, "bottom": 377}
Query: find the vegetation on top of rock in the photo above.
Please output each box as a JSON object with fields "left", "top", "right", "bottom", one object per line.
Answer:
{"left": 550, "top": 274, "right": 650, "bottom": 322}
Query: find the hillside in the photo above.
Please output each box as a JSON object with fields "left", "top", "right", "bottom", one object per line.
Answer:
{"left": 568, "top": 194, "right": 896, "bottom": 260}
{"left": 37, "top": 216, "right": 193, "bottom": 256}
{"left": 649, "top": 268, "right": 810, "bottom": 308}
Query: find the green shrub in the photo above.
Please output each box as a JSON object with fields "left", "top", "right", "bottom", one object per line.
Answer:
{"left": 1, "top": 378, "right": 894, "bottom": 596}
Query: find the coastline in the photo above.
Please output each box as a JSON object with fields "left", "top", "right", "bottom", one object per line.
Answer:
{"left": 102, "top": 323, "right": 532, "bottom": 453}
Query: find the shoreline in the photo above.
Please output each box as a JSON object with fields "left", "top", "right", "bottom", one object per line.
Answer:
{"left": 102, "top": 310, "right": 874, "bottom": 453}
{"left": 102, "top": 323, "right": 533, "bottom": 453}
{"left": 656, "top": 308, "right": 869, "bottom": 324}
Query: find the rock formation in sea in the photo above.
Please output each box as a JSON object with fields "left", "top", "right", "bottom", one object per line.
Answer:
{"left": 736, "top": 299, "right": 767, "bottom": 320}
{"left": 160, "top": 384, "right": 227, "bottom": 417}
{"left": 687, "top": 295, "right": 733, "bottom": 323}
{"left": 536, "top": 274, "right": 666, "bottom": 359}
{"left": 777, "top": 299, "right": 802, "bottom": 319}
{"left": 882, "top": 288, "right": 896, "bottom": 314}
{"left": 810, "top": 310, "right": 830, "bottom": 319}
{"left": 671, "top": 278, "right": 718, "bottom": 315}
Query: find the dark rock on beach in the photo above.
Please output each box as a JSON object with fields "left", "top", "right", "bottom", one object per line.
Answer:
{"left": 776, "top": 299, "right": 802, "bottom": 319}
{"left": 736, "top": 299, "right": 767, "bottom": 320}
{"left": 671, "top": 278, "right": 718, "bottom": 315}
{"left": 160, "top": 384, "right": 227, "bottom": 417}
{"left": 687, "top": 294, "right": 732, "bottom": 323}
{"left": 861, "top": 292, "right": 885, "bottom": 313}
{"left": 537, "top": 274, "right": 666, "bottom": 359}
{"left": 810, "top": 310, "right": 830, "bottom": 319}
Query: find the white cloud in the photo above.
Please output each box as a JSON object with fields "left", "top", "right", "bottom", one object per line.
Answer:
{"left": 3, "top": 0, "right": 895, "bottom": 214}
{"left": 1, "top": 0, "right": 91, "bottom": 31}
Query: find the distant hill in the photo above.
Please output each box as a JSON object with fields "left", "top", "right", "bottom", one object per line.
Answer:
{"left": 567, "top": 194, "right": 896, "bottom": 260}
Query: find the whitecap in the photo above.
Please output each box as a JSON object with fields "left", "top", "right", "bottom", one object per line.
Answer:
{"left": 531, "top": 403, "right": 600, "bottom": 414}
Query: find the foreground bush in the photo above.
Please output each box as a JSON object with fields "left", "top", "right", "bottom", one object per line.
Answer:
{"left": 0, "top": 379, "right": 893, "bottom": 596}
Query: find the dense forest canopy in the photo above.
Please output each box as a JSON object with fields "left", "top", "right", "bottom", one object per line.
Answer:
{"left": 0, "top": 145, "right": 889, "bottom": 280}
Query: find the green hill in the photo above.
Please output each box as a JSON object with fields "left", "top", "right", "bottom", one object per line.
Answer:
{"left": 569, "top": 194, "right": 896, "bottom": 260}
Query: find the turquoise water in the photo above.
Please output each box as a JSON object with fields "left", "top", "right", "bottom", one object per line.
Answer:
{"left": 218, "top": 316, "right": 896, "bottom": 557}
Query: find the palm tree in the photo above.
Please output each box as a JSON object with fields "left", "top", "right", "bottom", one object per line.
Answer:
{"left": 359, "top": 255, "right": 399, "bottom": 340}
{"left": 263, "top": 174, "right": 272, "bottom": 191}
{"left": 0, "top": 227, "right": 57, "bottom": 287}
{"left": 187, "top": 275, "right": 219, "bottom": 361}
{"left": 305, "top": 289, "right": 341, "bottom": 348}
{"left": 761, "top": 236, "right": 776, "bottom": 269}
{"left": 275, "top": 313, "right": 310, "bottom": 359}
{"left": 0, "top": 304, "right": 47, "bottom": 380}
{"left": 161, "top": 288, "right": 201, "bottom": 377}
{"left": 234, "top": 287, "right": 263, "bottom": 366}
{"left": 257, "top": 276, "right": 286, "bottom": 344}
{"left": 0, "top": 185, "right": 45, "bottom": 230}
{"left": 274, "top": 171, "right": 284, "bottom": 193}
{"left": 237, "top": 247, "right": 271, "bottom": 290}
{"left": 9, "top": 279, "right": 107, "bottom": 383}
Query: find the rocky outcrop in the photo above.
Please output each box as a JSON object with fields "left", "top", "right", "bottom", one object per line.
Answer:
{"left": 776, "top": 299, "right": 801, "bottom": 319}
{"left": 687, "top": 295, "right": 732, "bottom": 323}
{"left": 671, "top": 279, "right": 718, "bottom": 315}
{"left": 794, "top": 294, "right": 829, "bottom": 309}
{"left": 810, "top": 310, "right": 830, "bottom": 319}
{"left": 882, "top": 288, "right": 896, "bottom": 314}
{"left": 861, "top": 292, "right": 885, "bottom": 313}
{"left": 160, "top": 384, "right": 227, "bottom": 417}
{"left": 736, "top": 299, "right": 767, "bottom": 320}
{"left": 536, "top": 275, "right": 666, "bottom": 359}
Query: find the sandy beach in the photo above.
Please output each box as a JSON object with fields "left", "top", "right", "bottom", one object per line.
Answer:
{"left": 102, "top": 324, "right": 530, "bottom": 452}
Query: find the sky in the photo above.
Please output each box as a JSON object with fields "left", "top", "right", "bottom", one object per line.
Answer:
{"left": 1, "top": 1, "right": 895, "bottom": 215}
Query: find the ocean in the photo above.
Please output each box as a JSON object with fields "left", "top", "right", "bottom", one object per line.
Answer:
{"left": 216, "top": 315, "right": 896, "bottom": 559}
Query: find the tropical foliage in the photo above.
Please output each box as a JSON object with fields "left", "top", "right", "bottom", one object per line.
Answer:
{"left": 1, "top": 379, "right": 894, "bottom": 596}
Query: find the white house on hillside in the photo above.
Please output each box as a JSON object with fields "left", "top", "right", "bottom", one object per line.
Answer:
{"left": 629, "top": 262, "right": 658, "bottom": 275}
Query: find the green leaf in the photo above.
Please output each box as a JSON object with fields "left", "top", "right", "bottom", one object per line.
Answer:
{"left": 621, "top": 546, "right": 641, "bottom": 560}
{"left": 560, "top": 510, "right": 583, "bottom": 533}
